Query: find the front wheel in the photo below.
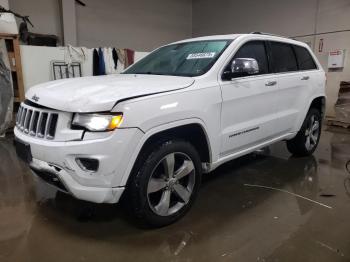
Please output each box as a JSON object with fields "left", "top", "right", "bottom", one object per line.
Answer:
{"left": 286, "top": 108, "right": 322, "bottom": 156}
{"left": 125, "top": 140, "right": 202, "bottom": 227}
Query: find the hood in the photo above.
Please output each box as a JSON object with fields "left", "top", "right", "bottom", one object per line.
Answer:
{"left": 25, "top": 74, "right": 195, "bottom": 112}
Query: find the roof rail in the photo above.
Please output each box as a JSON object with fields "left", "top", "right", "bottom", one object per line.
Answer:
{"left": 250, "top": 32, "right": 290, "bottom": 38}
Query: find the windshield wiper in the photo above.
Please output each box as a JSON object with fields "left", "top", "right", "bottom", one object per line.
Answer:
{"left": 123, "top": 71, "right": 193, "bottom": 77}
{"left": 126, "top": 72, "right": 170, "bottom": 76}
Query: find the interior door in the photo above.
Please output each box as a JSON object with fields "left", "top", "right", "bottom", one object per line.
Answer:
{"left": 219, "top": 41, "right": 280, "bottom": 157}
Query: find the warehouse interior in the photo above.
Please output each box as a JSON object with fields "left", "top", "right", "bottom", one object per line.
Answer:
{"left": 0, "top": 0, "right": 350, "bottom": 261}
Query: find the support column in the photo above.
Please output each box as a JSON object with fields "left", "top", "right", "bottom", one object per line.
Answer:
{"left": 0, "top": 0, "right": 9, "bottom": 9}
{"left": 61, "top": 0, "right": 77, "bottom": 46}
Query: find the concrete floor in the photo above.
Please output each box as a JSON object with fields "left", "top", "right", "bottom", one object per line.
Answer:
{"left": 1, "top": 127, "right": 350, "bottom": 262}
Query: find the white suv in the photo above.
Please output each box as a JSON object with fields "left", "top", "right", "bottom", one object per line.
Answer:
{"left": 14, "top": 33, "right": 326, "bottom": 227}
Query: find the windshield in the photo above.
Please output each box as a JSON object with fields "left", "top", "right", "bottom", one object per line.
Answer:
{"left": 123, "top": 40, "right": 231, "bottom": 77}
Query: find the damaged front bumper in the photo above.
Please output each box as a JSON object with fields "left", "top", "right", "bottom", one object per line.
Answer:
{"left": 14, "top": 126, "right": 144, "bottom": 203}
{"left": 29, "top": 158, "right": 125, "bottom": 203}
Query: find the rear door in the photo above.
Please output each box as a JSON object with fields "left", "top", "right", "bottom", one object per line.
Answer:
{"left": 293, "top": 45, "right": 320, "bottom": 126}
{"left": 268, "top": 41, "right": 303, "bottom": 134}
{"left": 219, "top": 41, "right": 280, "bottom": 157}
{"left": 268, "top": 42, "right": 319, "bottom": 134}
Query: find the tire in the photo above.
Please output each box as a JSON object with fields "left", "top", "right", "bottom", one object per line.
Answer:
{"left": 124, "top": 139, "right": 202, "bottom": 227}
{"left": 286, "top": 108, "right": 322, "bottom": 157}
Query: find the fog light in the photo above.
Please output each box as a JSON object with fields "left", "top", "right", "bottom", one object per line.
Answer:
{"left": 76, "top": 158, "right": 99, "bottom": 172}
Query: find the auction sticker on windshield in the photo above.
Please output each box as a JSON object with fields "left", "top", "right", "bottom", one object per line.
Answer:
{"left": 187, "top": 52, "right": 216, "bottom": 60}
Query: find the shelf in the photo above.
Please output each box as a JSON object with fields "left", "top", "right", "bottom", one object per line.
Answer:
{"left": 0, "top": 33, "right": 18, "bottom": 39}
{"left": 0, "top": 34, "right": 25, "bottom": 105}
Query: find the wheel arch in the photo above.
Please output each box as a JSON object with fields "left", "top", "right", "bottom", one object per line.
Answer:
{"left": 309, "top": 96, "right": 326, "bottom": 118}
{"left": 294, "top": 95, "right": 326, "bottom": 133}
{"left": 119, "top": 119, "right": 212, "bottom": 187}
{"left": 141, "top": 123, "right": 211, "bottom": 162}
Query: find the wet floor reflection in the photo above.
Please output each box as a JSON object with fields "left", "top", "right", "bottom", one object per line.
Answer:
{"left": 0, "top": 128, "right": 350, "bottom": 262}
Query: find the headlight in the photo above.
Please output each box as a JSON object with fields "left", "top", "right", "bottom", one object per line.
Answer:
{"left": 72, "top": 113, "right": 123, "bottom": 131}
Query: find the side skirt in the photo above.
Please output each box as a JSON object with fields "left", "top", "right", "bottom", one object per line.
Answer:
{"left": 205, "top": 132, "right": 295, "bottom": 173}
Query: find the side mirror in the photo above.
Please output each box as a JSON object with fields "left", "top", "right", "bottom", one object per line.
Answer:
{"left": 223, "top": 58, "right": 259, "bottom": 80}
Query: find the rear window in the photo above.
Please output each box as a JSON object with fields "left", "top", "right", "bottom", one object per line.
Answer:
{"left": 270, "top": 42, "right": 298, "bottom": 73}
{"left": 293, "top": 45, "right": 317, "bottom": 70}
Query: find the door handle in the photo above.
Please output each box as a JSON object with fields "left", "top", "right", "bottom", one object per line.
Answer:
{"left": 301, "top": 76, "right": 310, "bottom": 80}
{"left": 265, "top": 81, "right": 277, "bottom": 86}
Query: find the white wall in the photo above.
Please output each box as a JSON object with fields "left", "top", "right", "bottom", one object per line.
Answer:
{"left": 9, "top": 0, "right": 62, "bottom": 43}
{"left": 75, "top": 0, "right": 192, "bottom": 51}
{"left": 193, "top": 0, "right": 319, "bottom": 37}
{"left": 193, "top": 0, "right": 350, "bottom": 117}
{"left": 61, "top": 0, "right": 77, "bottom": 46}
{"left": 20, "top": 45, "right": 148, "bottom": 92}
{"left": 312, "top": 33, "right": 350, "bottom": 117}
{"left": 10, "top": 0, "right": 192, "bottom": 52}
{"left": 286, "top": 0, "right": 350, "bottom": 117}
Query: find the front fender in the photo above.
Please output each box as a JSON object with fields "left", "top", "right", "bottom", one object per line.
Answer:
{"left": 116, "top": 118, "right": 213, "bottom": 187}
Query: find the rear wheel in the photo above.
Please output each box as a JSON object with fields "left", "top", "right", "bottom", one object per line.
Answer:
{"left": 125, "top": 140, "right": 202, "bottom": 227}
{"left": 286, "top": 108, "right": 322, "bottom": 156}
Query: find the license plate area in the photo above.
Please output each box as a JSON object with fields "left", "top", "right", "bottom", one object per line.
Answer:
{"left": 14, "top": 139, "right": 33, "bottom": 163}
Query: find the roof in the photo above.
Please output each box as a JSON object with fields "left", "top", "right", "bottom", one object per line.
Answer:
{"left": 173, "top": 33, "right": 308, "bottom": 48}
{"left": 174, "top": 34, "right": 243, "bottom": 43}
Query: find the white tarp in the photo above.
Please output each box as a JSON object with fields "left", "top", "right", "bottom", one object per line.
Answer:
{"left": 0, "top": 39, "right": 13, "bottom": 137}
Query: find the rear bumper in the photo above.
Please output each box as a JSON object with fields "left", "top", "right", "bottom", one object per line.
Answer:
{"left": 14, "top": 127, "right": 144, "bottom": 203}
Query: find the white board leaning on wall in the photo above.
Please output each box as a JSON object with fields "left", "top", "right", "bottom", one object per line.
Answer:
{"left": 20, "top": 45, "right": 149, "bottom": 92}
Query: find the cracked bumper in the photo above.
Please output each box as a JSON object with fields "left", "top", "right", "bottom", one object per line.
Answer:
{"left": 14, "top": 127, "right": 143, "bottom": 203}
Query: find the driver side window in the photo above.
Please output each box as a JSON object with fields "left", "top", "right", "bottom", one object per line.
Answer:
{"left": 229, "top": 41, "right": 269, "bottom": 77}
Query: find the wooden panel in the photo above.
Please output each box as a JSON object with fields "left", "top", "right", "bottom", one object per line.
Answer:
{"left": 0, "top": 34, "right": 25, "bottom": 105}
{"left": 12, "top": 38, "right": 25, "bottom": 102}
{"left": 7, "top": 51, "right": 16, "bottom": 71}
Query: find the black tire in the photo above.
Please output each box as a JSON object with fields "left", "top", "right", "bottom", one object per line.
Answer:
{"left": 124, "top": 139, "right": 202, "bottom": 228}
{"left": 286, "top": 108, "right": 322, "bottom": 157}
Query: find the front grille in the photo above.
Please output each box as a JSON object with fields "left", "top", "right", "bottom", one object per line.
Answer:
{"left": 16, "top": 104, "right": 59, "bottom": 140}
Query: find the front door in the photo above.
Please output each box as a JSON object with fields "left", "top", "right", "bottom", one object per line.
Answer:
{"left": 219, "top": 40, "right": 280, "bottom": 157}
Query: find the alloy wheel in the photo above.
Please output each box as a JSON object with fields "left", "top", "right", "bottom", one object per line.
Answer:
{"left": 304, "top": 115, "right": 320, "bottom": 151}
{"left": 147, "top": 152, "right": 196, "bottom": 216}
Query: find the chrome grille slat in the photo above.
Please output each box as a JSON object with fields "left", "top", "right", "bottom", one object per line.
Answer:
{"left": 36, "top": 112, "right": 43, "bottom": 137}
{"left": 28, "top": 110, "right": 34, "bottom": 132}
{"left": 47, "top": 114, "right": 58, "bottom": 140}
{"left": 37, "top": 112, "right": 48, "bottom": 138}
{"left": 44, "top": 113, "right": 51, "bottom": 138}
{"left": 24, "top": 109, "right": 33, "bottom": 133}
{"left": 19, "top": 108, "right": 25, "bottom": 127}
{"left": 29, "top": 111, "right": 39, "bottom": 136}
{"left": 16, "top": 104, "right": 59, "bottom": 140}
{"left": 20, "top": 108, "right": 27, "bottom": 130}
{"left": 16, "top": 107, "right": 23, "bottom": 125}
